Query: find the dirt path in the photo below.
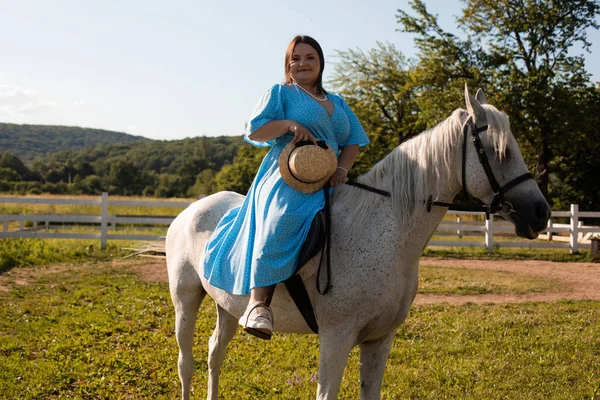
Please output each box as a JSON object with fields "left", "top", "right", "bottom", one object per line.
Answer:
{"left": 415, "top": 257, "right": 600, "bottom": 305}
{"left": 1, "top": 257, "right": 599, "bottom": 305}
{"left": 126, "top": 257, "right": 600, "bottom": 305}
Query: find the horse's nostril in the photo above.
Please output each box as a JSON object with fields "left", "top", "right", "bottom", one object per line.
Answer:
{"left": 534, "top": 201, "right": 551, "bottom": 222}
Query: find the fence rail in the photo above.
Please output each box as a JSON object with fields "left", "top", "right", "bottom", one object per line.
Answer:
{"left": 1, "top": 194, "right": 599, "bottom": 253}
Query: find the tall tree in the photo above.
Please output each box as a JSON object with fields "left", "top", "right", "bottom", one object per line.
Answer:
{"left": 549, "top": 84, "right": 600, "bottom": 210}
{"left": 329, "top": 42, "right": 424, "bottom": 174}
{"left": 397, "top": 0, "right": 600, "bottom": 197}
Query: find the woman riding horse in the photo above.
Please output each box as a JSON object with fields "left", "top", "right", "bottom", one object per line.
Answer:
{"left": 202, "top": 35, "right": 370, "bottom": 339}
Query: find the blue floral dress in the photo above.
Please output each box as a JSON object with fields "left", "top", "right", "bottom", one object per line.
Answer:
{"left": 203, "top": 83, "right": 369, "bottom": 295}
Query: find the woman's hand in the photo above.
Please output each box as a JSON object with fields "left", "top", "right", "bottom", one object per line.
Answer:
{"left": 329, "top": 167, "right": 348, "bottom": 187}
{"left": 289, "top": 121, "right": 317, "bottom": 145}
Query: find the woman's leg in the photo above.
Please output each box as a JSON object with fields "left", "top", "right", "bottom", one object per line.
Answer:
{"left": 250, "top": 285, "right": 275, "bottom": 305}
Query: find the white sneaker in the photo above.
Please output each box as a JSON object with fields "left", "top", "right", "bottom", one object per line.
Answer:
{"left": 239, "top": 302, "right": 273, "bottom": 340}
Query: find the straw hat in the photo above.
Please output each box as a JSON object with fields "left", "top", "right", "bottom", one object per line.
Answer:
{"left": 279, "top": 140, "right": 338, "bottom": 193}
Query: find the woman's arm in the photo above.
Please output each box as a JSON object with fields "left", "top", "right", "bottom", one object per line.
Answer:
{"left": 330, "top": 144, "right": 359, "bottom": 186}
{"left": 248, "top": 120, "right": 317, "bottom": 145}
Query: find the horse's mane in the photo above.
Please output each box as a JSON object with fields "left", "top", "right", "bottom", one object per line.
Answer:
{"left": 334, "top": 105, "right": 511, "bottom": 236}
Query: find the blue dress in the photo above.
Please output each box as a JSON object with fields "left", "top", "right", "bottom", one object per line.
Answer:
{"left": 203, "top": 83, "right": 370, "bottom": 295}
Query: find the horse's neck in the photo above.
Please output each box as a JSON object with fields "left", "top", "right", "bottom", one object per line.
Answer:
{"left": 406, "top": 178, "right": 460, "bottom": 248}
{"left": 359, "top": 120, "right": 463, "bottom": 237}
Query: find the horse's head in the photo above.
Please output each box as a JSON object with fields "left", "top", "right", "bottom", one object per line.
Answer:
{"left": 460, "top": 86, "right": 551, "bottom": 239}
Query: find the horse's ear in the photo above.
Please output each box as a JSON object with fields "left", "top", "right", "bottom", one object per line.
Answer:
{"left": 475, "top": 88, "right": 489, "bottom": 104}
{"left": 465, "top": 83, "right": 486, "bottom": 123}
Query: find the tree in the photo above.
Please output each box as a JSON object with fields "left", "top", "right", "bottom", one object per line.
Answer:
{"left": 107, "top": 160, "right": 147, "bottom": 195}
{"left": 0, "top": 152, "right": 29, "bottom": 179}
{"left": 0, "top": 167, "right": 20, "bottom": 182}
{"left": 78, "top": 175, "right": 104, "bottom": 195}
{"left": 549, "top": 84, "right": 600, "bottom": 210}
{"left": 188, "top": 169, "right": 217, "bottom": 197}
{"left": 214, "top": 145, "right": 267, "bottom": 194}
{"left": 329, "top": 42, "right": 425, "bottom": 175}
{"left": 397, "top": 0, "right": 600, "bottom": 198}
{"left": 154, "top": 173, "right": 187, "bottom": 198}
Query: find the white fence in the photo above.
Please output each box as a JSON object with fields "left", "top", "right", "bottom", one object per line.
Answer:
{"left": 1, "top": 194, "right": 599, "bottom": 253}
{"left": 431, "top": 204, "right": 600, "bottom": 253}
{"left": 0, "top": 193, "right": 191, "bottom": 248}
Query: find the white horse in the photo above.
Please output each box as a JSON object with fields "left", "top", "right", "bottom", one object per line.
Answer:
{"left": 166, "top": 87, "right": 551, "bottom": 400}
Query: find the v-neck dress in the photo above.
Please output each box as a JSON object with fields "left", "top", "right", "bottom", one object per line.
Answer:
{"left": 203, "top": 83, "right": 369, "bottom": 295}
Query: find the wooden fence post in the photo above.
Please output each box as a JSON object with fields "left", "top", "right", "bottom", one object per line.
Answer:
{"left": 570, "top": 204, "right": 579, "bottom": 254}
{"left": 101, "top": 192, "right": 108, "bottom": 249}
{"left": 485, "top": 215, "right": 494, "bottom": 253}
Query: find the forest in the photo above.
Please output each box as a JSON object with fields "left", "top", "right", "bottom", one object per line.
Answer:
{"left": 0, "top": 130, "right": 245, "bottom": 198}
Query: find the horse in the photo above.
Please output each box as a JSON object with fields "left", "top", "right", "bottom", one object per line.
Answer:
{"left": 165, "top": 86, "right": 551, "bottom": 400}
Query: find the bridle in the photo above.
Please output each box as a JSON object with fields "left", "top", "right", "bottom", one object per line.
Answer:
{"left": 347, "top": 115, "right": 535, "bottom": 219}
{"left": 427, "top": 116, "right": 534, "bottom": 219}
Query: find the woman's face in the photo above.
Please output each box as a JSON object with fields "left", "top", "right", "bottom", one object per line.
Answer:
{"left": 289, "top": 43, "right": 321, "bottom": 87}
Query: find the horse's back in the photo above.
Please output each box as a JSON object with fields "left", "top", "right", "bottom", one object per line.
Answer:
{"left": 166, "top": 191, "right": 245, "bottom": 290}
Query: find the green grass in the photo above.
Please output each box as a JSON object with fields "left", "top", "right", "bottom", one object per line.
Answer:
{"left": 424, "top": 246, "right": 594, "bottom": 262}
{"left": 0, "top": 238, "right": 131, "bottom": 273}
{"left": 0, "top": 261, "right": 599, "bottom": 399}
{"left": 418, "top": 265, "right": 563, "bottom": 295}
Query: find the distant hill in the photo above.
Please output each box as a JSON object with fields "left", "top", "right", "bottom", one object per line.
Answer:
{"left": 42, "top": 135, "right": 246, "bottom": 175}
{"left": 0, "top": 122, "right": 151, "bottom": 164}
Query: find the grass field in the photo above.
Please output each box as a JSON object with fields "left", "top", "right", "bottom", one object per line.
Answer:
{"left": 423, "top": 246, "right": 594, "bottom": 262}
{"left": 1, "top": 256, "right": 599, "bottom": 399}
{"left": 418, "top": 265, "right": 564, "bottom": 295}
{"left": 0, "top": 238, "right": 131, "bottom": 273}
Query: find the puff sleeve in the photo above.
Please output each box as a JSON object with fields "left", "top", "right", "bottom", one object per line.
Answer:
{"left": 244, "top": 84, "right": 286, "bottom": 148}
{"left": 339, "top": 96, "right": 370, "bottom": 148}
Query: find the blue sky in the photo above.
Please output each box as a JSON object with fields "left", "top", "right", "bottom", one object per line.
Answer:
{"left": 1, "top": 0, "right": 599, "bottom": 141}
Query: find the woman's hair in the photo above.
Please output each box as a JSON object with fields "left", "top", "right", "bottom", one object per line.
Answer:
{"left": 284, "top": 35, "right": 327, "bottom": 94}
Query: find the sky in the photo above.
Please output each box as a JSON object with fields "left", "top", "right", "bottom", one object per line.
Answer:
{"left": 1, "top": 0, "right": 599, "bottom": 141}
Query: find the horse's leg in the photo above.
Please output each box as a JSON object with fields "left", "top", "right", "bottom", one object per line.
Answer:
{"left": 358, "top": 333, "right": 395, "bottom": 400}
{"left": 172, "top": 281, "right": 206, "bottom": 400}
{"left": 316, "top": 329, "right": 356, "bottom": 400}
{"left": 207, "top": 304, "right": 238, "bottom": 400}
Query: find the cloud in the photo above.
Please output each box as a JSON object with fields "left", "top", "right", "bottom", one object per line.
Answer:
{"left": 72, "top": 100, "right": 90, "bottom": 109}
{"left": 0, "top": 85, "right": 62, "bottom": 116}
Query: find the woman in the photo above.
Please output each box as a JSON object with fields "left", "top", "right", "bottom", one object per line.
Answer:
{"left": 203, "top": 35, "right": 369, "bottom": 339}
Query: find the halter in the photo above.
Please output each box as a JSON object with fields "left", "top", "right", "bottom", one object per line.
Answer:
{"left": 345, "top": 115, "right": 535, "bottom": 219}
{"left": 428, "top": 116, "right": 534, "bottom": 218}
